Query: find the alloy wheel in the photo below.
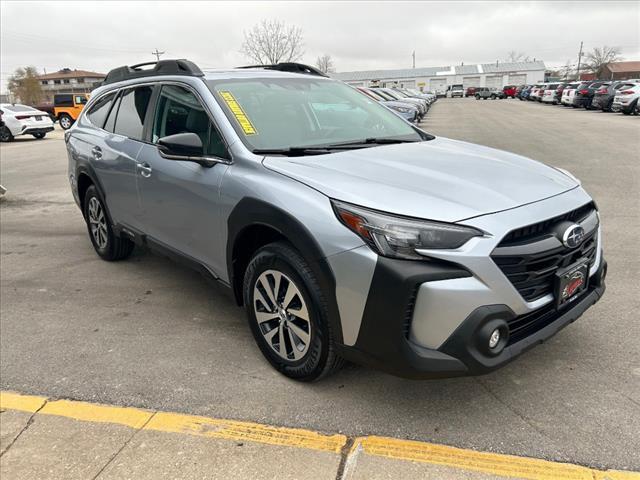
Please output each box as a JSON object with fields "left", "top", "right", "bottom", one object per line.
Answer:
{"left": 88, "top": 197, "right": 108, "bottom": 249}
{"left": 60, "top": 116, "right": 71, "bottom": 129}
{"left": 253, "top": 269, "right": 311, "bottom": 361}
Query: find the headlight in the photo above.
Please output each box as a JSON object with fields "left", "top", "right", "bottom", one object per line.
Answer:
{"left": 389, "top": 105, "right": 411, "bottom": 113}
{"left": 332, "top": 200, "right": 484, "bottom": 260}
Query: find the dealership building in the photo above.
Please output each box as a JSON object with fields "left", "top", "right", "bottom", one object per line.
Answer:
{"left": 332, "top": 60, "right": 546, "bottom": 93}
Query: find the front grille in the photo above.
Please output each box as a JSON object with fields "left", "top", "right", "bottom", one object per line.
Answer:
{"left": 492, "top": 204, "right": 598, "bottom": 302}
{"left": 500, "top": 202, "right": 594, "bottom": 246}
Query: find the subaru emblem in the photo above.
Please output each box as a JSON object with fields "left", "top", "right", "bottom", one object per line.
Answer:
{"left": 562, "top": 224, "right": 585, "bottom": 248}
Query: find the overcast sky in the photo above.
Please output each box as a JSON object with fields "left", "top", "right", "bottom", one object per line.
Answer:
{"left": 1, "top": 1, "right": 639, "bottom": 93}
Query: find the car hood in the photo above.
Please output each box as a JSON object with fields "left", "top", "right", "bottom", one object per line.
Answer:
{"left": 263, "top": 136, "right": 578, "bottom": 223}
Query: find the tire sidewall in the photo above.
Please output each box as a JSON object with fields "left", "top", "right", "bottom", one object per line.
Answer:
{"left": 83, "top": 186, "right": 115, "bottom": 259}
{"left": 243, "top": 244, "right": 330, "bottom": 380}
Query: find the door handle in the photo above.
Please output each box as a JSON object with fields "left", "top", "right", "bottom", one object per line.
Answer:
{"left": 137, "top": 162, "right": 152, "bottom": 178}
{"left": 91, "top": 146, "right": 102, "bottom": 160}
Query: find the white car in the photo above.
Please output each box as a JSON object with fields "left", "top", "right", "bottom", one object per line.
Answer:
{"left": 611, "top": 84, "right": 640, "bottom": 115}
{"left": 0, "top": 103, "right": 54, "bottom": 142}
{"left": 528, "top": 83, "right": 547, "bottom": 102}
{"left": 541, "top": 83, "right": 561, "bottom": 104}
{"left": 561, "top": 83, "right": 581, "bottom": 106}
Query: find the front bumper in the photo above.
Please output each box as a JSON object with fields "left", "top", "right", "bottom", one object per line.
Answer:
{"left": 334, "top": 188, "right": 606, "bottom": 379}
{"left": 340, "top": 257, "right": 606, "bottom": 379}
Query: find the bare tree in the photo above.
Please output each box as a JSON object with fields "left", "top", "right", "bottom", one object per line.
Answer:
{"left": 240, "top": 19, "right": 304, "bottom": 64}
{"left": 7, "top": 66, "right": 43, "bottom": 105}
{"left": 558, "top": 60, "right": 575, "bottom": 80}
{"left": 315, "top": 54, "right": 335, "bottom": 74}
{"left": 505, "top": 51, "right": 531, "bottom": 63}
{"left": 584, "top": 46, "right": 622, "bottom": 78}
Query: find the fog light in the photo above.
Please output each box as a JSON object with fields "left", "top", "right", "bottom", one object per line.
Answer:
{"left": 489, "top": 329, "right": 501, "bottom": 349}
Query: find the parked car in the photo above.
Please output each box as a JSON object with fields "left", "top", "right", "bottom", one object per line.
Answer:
{"left": 358, "top": 87, "right": 420, "bottom": 123}
{"left": 371, "top": 88, "right": 419, "bottom": 115}
{"left": 391, "top": 88, "right": 431, "bottom": 112}
{"left": 0, "top": 103, "right": 55, "bottom": 142}
{"left": 541, "top": 83, "right": 562, "bottom": 104}
{"left": 376, "top": 88, "right": 428, "bottom": 117}
{"left": 591, "top": 81, "right": 636, "bottom": 112}
{"left": 465, "top": 86, "right": 477, "bottom": 97}
{"left": 66, "top": 59, "right": 607, "bottom": 381}
{"left": 447, "top": 84, "right": 464, "bottom": 98}
{"left": 560, "top": 82, "right": 581, "bottom": 106}
{"left": 399, "top": 88, "right": 436, "bottom": 106}
{"left": 502, "top": 85, "right": 517, "bottom": 98}
{"left": 528, "top": 84, "right": 546, "bottom": 102}
{"left": 611, "top": 83, "right": 640, "bottom": 114}
{"left": 55, "top": 93, "right": 89, "bottom": 129}
{"left": 475, "top": 87, "right": 503, "bottom": 100}
{"left": 572, "top": 81, "right": 608, "bottom": 109}
{"left": 518, "top": 85, "right": 532, "bottom": 100}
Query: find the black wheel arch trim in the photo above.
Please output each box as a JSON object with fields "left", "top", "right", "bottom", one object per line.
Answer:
{"left": 75, "top": 164, "right": 115, "bottom": 226}
{"left": 226, "top": 197, "right": 344, "bottom": 344}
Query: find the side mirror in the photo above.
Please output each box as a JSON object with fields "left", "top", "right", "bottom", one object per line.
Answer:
{"left": 157, "top": 133, "right": 215, "bottom": 167}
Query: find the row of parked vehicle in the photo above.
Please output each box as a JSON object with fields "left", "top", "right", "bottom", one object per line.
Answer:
{"left": 516, "top": 80, "right": 640, "bottom": 115}
{"left": 356, "top": 86, "right": 437, "bottom": 123}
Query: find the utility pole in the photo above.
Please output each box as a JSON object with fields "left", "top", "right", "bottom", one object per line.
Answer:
{"left": 575, "top": 41, "right": 584, "bottom": 80}
{"left": 152, "top": 48, "right": 165, "bottom": 62}
{"left": 412, "top": 51, "right": 415, "bottom": 69}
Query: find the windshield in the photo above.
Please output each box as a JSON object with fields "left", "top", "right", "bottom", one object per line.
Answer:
{"left": 363, "top": 89, "right": 385, "bottom": 101}
{"left": 207, "top": 77, "right": 423, "bottom": 151}
{"left": 381, "top": 89, "right": 404, "bottom": 100}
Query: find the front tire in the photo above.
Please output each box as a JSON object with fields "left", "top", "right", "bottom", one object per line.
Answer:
{"left": 59, "top": 114, "right": 73, "bottom": 130}
{"left": 243, "top": 242, "right": 343, "bottom": 381}
{"left": 0, "top": 126, "right": 13, "bottom": 142}
{"left": 83, "top": 185, "right": 134, "bottom": 261}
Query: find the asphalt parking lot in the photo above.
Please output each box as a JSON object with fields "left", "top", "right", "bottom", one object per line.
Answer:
{"left": 1, "top": 99, "right": 639, "bottom": 471}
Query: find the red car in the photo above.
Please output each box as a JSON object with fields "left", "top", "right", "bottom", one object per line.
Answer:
{"left": 502, "top": 85, "right": 517, "bottom": 98}
{"left": 465, "top": 87, "right": 477, "bottom": 97}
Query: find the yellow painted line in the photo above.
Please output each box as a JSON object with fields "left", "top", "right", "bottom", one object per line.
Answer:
{"left": 0, "top": 391, "right": 345, "bottom": 453}
{"left": 1, "top": 391, "right": 639, "bottom": 478}
{"left": 146, "top": 411, "right": 345, "bottom": 453}
{"left": 358, "top": 436, "right": 640, "bottom": 480}
{"left": 40, "top": 399, "right": 153, "bottom": 430}
{"left": 0, "top": 391, "right": 47, "bottom": 413}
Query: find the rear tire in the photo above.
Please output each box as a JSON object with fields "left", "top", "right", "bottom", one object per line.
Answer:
{"left": 83, "top": 185, "right": 134, "bottom": 261}
{"left": 59, "top": 114, "right": 73, "bottom": 130}
{"left": 32, "top": 132, "right": 46, "bottom": 139}
{"left": 243, "top": 241, "right": 343, "bottom": 381}
{"left": 623, "top": 99, "right": 637, "bottom": 115}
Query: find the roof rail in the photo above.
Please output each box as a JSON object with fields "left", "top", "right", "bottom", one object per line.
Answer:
{"left": 102, "top": 59, "right": 204, "bottom": 85}
{"left": 236, "top": 62, "right": 328, "bottom": 78}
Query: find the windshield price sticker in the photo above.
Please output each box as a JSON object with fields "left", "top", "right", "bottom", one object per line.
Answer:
{"left": 219, "top": 91, "right": 257, "bottom": 135}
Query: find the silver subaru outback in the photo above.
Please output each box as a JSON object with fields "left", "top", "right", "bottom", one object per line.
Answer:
{"left": 66, "top": 60, "right": 606, "bottom": 381}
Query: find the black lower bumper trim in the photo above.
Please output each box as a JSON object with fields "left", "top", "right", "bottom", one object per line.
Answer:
{"left": 340, "top": 256, "right": 606, "bottom": 379}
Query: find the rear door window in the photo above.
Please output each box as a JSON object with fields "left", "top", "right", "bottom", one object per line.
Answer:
{"left": 86, "top": 92, "right": 116, "bottom": 128}
{"left": 113, "top": 86, "right": 153, "bottom": 141}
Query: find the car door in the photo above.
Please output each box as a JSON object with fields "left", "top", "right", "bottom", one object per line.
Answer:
{"left": 90, "top": 85, "right": 153, "bottom": 229}
{"left": 135, "top": 83, "right": 231, "bottom": 275}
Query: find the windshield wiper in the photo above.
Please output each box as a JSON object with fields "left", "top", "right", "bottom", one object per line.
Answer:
{"left": 253, "top": 138, "right": 423, "bottom": 156}
{"left": 329, "top": 137, "right": 422, "bottom": 147}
